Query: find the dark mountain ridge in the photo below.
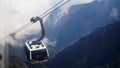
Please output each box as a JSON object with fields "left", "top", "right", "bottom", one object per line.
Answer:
{"left": 47, "top": 21, "right": 120, "bottom": 68}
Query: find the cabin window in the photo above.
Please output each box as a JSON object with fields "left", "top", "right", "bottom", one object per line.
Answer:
{"left": 31, "top": 49, "right": 48, "bottom": 61}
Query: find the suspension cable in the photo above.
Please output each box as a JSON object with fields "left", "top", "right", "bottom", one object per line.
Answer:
{"left": 2, "top": 0, "right": 71, "bottom": 40}
{"left": 39, "top": 0, "right": 64, "bottom": 17}
{"left": 11, "top": 22, "right": 33, "bottom": 35}
{"left": 40, "top": 0, "right": 71, "bottom": 18}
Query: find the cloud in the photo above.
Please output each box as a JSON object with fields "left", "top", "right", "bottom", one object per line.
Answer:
{"left": 110, "top": 7, "right": 118, "bottom": 20}
{"left": 51, "top": 0, "right": 94, "bottom": 28}
{"left": 0, "top": 0, "right": 50, "bottom": 39}
{"left": 0, "top": 0, "right": 94, "bottom": 37}
{"left": 0, "top": 0, "right": 50, "bottom": 63}
{"left": 0, "top": 0, "right": 94, "bottom": 63}
{"left": 43, "top": 38, "right": 57, "bottom": 47}
{"left": 0, "top": 0, "right": 94, "bottom": 45}
{"left": 72, "top": 0, "right": 94, "bottom": 4}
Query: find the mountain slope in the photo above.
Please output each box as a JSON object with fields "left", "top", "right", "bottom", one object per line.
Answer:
{"left": 47, "top": 21, "right": 120, "bottom": 68}
{"left": 45, "top": 0, "right": 119, "bottom": 49}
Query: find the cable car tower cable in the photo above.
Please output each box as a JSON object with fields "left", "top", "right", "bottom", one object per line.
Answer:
{"left": 39, "top": 0, "right": 64, "bottom": 17}
{"left": 9, "top": 0, "right": 65, "bottom": 38}
{"left": 8, "top": 0, "right": 71, "bottom": 38}
{"left": 40, "top": 0, "right": 71, "bottom": 18}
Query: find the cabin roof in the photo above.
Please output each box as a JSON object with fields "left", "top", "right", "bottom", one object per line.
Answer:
{"left": 25, "top": 41, "right": 47, "bottom": 51}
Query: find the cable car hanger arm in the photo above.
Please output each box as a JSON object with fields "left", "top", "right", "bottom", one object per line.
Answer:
{"left": 30, "top": 0, "right": 71, "bottom": 44}
{"left": 30, "top": 16, "right": 45, "bottom": 44}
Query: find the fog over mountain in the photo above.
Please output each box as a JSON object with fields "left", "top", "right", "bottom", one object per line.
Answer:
{"left": 45, "top": 0, "right": 120, "bottom": 50}
{"left": 8, "top": 0, "right": 120, "bottom": 61}
{"left": 7, "top": 0, "right": 95, "bottom": 58}
{"left": 5, "top": 0, "right": 120, "bottom": 68}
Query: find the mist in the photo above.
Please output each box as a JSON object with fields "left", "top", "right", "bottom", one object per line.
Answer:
{"left": 0, "top": 0, "right": 94, "bottom": 39}
{"left": 0, "top": 0, "right": 94, "bottom": 64}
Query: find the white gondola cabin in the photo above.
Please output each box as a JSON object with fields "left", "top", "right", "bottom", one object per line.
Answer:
{"left": 25, "top": 41, "right": 49, "bottom": 63}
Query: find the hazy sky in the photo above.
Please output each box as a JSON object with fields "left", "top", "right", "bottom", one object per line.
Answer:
{"left": 0, "top": 0, "right": 94, "bottom": 39}
{"left": 0, "top": 0, "right": 95, "bottom": 64}
{"left": 0, "top": 0, "right": 94, "bottom": 57}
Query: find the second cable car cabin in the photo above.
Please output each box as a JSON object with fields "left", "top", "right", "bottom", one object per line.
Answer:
{"left": 25, "top": 41, "right": 49, "bottom": 63}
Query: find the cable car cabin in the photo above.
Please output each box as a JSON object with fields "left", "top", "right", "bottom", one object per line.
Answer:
{"left": 25, "top": 41, "right": 49, "bottom": 63}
